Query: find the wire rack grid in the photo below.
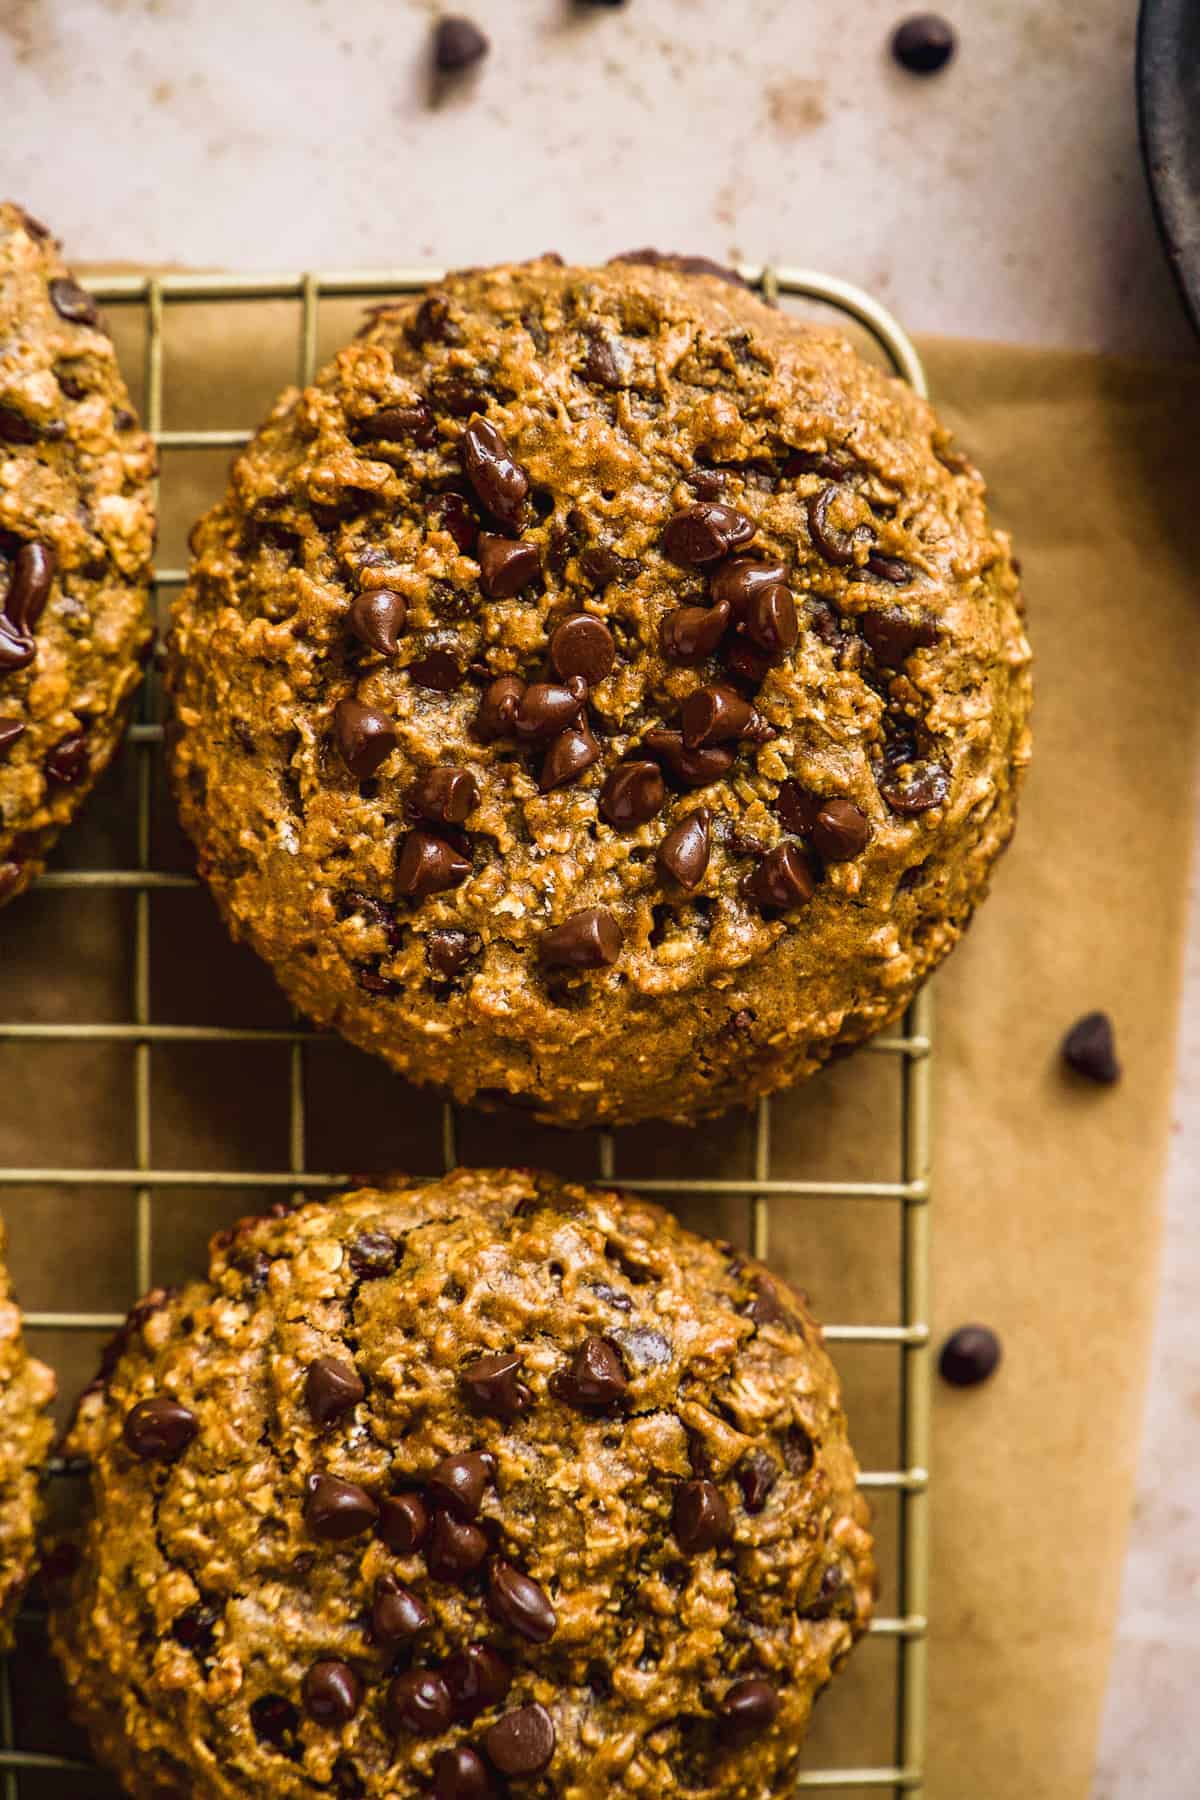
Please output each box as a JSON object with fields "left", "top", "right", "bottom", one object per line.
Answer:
{"left": 0, "top": 264, "right": 933, "bottom": 1795}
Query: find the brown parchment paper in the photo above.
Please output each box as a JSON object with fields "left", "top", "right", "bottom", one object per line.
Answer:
{"left": 1, "top": 297, "right": 1197, "bottom": 1799}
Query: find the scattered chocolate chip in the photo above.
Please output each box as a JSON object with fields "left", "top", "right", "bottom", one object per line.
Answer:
{"left": 680, "top": 683, "right": 755, "bottom": 748}
{"left": 807, "top": 485, "right": 862, "bottom": 566}
{"left": 349, "top": 588, "right": 407, "bottom": 655}
{"left": 378, "top": 1491, "right": 430, "bottom": 1555}
{"left": 743, "top": 842, "right": 816, "bottom": 910}
{"left": 809, "top": 798, "right": 872, "bottom": 861}
{"left": 410, "top": 293, "right": 459, "bottom": 347}
{"left": 461, "top": 1351, "right": 534, "bottom": 1420}
{"left": 428, "top": 1451, "right": 494, "bottom": 1521}
{"left": 672, "top": 1479, "right": 732, "bottom": 1553}
{"left": 409, "top": 766, "right": 479, "bottom": 826}
{"left": 580, "top": 544, "right": 641, "bottom": 587}
{"left": 436, "top": 490, "right": 480, "bottom": 553}
{"left": 516, "top": 677, "right": 587, "bottom": 741}
{"left": 250, "top": 1694, "right": 298, "bottom": 1749}
{"left": 775, "top": 780, "right": 819, "bottom": 836}
{"left": 550, "top": 613, "right": 616, "bottom": 684}
{"left": 643, "top": 728, "right": 735, "bottom": 789}
{"left": 304, "top": 1473, "right": 379, "bottom": 1541}
{"left": 444, "top": 1643, "right": 513, "bottom": 1721}
{"left": 483, "top": 1703, "right": 556, "bottom": 1777}
{"left": 433, "top": 14, "right": 490, "bottom": 71}
{"left": 303, "top": 1660, "right": 362, "bottom": 1727}
{"left": 49, "top": 277, "right": 99, "bottom": 327}
{"left": 408, "top": 648, "right": 464, "bottom": 692}
{"left": 877, "top": 755, "right": 949, "bottom": 814}
{"left": 657, "top": 808, "right": 711, "bottom": 889}
{"left": 582, "top": 329, "right": 625, "bottom": 390}
{"left": 0, "top": 404, "right": 41, "bottom": 445}
{"left": 539, "top": 721, "right": 599, "bottom": 790}
{"left": 719, "top": 1677, "right": 779, "bottom": 1742}
{"left": 735, "top": 1449, "right": 779, "bottom": 1513}
{"left": 861, "top": 606, "right": 937, "bottom": 665}
{"left": 122, "top": 1397, "right": 198, "bottom": 1462}
{"left": 741, "top": 583, "right": 798, "bottom": 660}
{"left": 428, "top": 927, "right": 477, "bottom": 980}
{"left": 305, "top": 1357, "right": 365, "bottom": 1427}
{"left": 371, "top": 1573, "right": 430, "bottom": 1642}
{"left": 867, "top": 551, "right": 914, "bottom": 584}
{"left": 459, "top": 417, "right": 529, "bottom": 534}
{"left": 1062, "top": 1011, "right": 1121, "bottom": 1084}
{"left": 660, "top": 599, "right": 732, "bottom": 663}
{"left": 891, "top": 11, "right": 956, "bottom": 74}
{"left": 487, "top": 1559, "right": 557, "bottom": 1642}
{"left": 474, "top": 675, "right": 524, "bottom": 741}
{"left": 172, "top": 1600, "right": 219, "bottom": 1654}
{"left": 0, "top": 718, "right": 26, "bottom": 758}
{"left": 44, "top": 730, "right": 88, "bottom": 785}
{"left": 663, "top": 501, "right": 755, "bottom": 567}
{"left": 434, "top": 1746, "right": 494, "bottom": 1800}
{"left": 357, "top": 402, "right": 437, "bottom": 447}
{"left": 386, "top": 1670, "right": 454, "bottom": 1737}
{"left": 540, "top": 906, "right": 622, "bottom": 968}
{"left": 600, "top": 760, "right": 665, "bottom": 828}
{"left": 426, "top": 1506, "right": 489, "bottom": 1581}
{"left": 551, "top": 1335, "right": 628, "bottom": 1410}
{"left": 348, "top": 1230, "right": 399, "bottom": 1278}
{"left": 396, "top": 830, "right": 471, "bottom": 899}
{"left": 478, "top": 533, "right": 541, "bottom": 599}
{"left": 710, "top": 558, "right": 786, "bottom": 612}
{"left": 721, "top": 634, "right": 773, "bottom": 689}
{"left": 938, "top": 1323, "right": 1002, "bottom": 1387}
{"left": 334, "top": 698, "right": 396, "bottom": 778}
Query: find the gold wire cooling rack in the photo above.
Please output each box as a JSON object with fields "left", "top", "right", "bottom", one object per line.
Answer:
{"left": 0, "top": 264, "right": 932, "bottom": 1797}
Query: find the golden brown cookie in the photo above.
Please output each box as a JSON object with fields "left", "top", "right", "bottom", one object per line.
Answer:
{"left": 168, "top": 257, "right": 1031, "bottom": 1125}
{"left": 50, "top": 1169, "right": 873, "bottom": 1800}
{"left": 0, "top": 1214, "right": 56, "bottom": 1647}
{"left": 0, "top": 201, "right": 155, "bottom": 905}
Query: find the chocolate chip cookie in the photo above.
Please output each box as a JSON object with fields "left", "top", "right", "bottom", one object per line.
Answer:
{"left": 50, "top": 1168, "right": 873, "bottom": 1800}
{"left": 0, "top": 1214, "right": 56, "bottom": 1646}
{"left": 0, "top": 201, "right": 156, "bottom": 906}
{"left": 168, "top": 257, "right": 1031, "bottom": 1124}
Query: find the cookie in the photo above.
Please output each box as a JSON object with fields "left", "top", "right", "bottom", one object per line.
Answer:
{"left": 50, "top": 1168, "right": 873, "bottom": 1800}
{"left": 0, "top": 201, "right": 155, "bottom": 905}
{"left": 168, "top": 257, "right": 1031, "bottom": 1125}
{"left": 0, "top": 1214, "right": 56, "bottom": 1646}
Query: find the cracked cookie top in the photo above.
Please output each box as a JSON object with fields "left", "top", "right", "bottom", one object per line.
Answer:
{"left": 50, "top": 1169, "right": 873, "bottom": 1800}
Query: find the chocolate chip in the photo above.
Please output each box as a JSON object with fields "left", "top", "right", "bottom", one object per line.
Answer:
{"left": 809, "top": 798, "right": 871, "bottom": 861}
{"left": 434, "top": 1746, "right": 494, "bottom": 1800}
{"left": 434, "top": 14, "right": 490, "bottom": 71}
{"left": 877, "top": 755, "right": 949, "bottom": 814}
{"left": 334, "top": 698, "right": 396, "bottom": 778}
{"left": 861, "top": 606, "right": 937, "bottom": 665}
{"left": 371, "top": 1573, "right": 430, "bottom": 1642}
{"left": 49, "top": 277, "right": 99, "bottom": 327}
{"left": 867, "top": 551, "right": 914, "bottom": 584}
{"left": 378, "top": 1491, "right": 430, "bottom": 1554}
{"left": 583, "top": 329, "right": 625, "bottom": 389}
{"left": 409, "top": 293, "right": 459, "bottom": 346}
{"left": 0, "top": 404, "right": 41, "bottom": 445}
{"left": 483, "top": 1703, "right": 556, "bottom": 1777}
{"left": 721, "top": 634, "right": 773, "bottom": 689}
{"left": 436, "top": 490, "right": 480, "bottom": 553}
{"left": 938, "top": 1323, "right": 1002, "bottom": 1386}
{"left": 304, "top": 1473, "right": 379, "bottom": 1540}
{"left": 459, "top": 417, "right": 529, "bottom": 534}
{"left": 783, "top": 1423, "right": 815, "bottom": 1476}
{"left": 461, "top": 1351, "right": 534, "bottom": 1420}
{"left": 516, "top": 677, "right": 587, "bottom": 741}
{"left": 643, "top": 729, "right": 735, "bottom": 789}
{"left": 250, "top": 1695, "right": 298, "bottom": 1749}
{"left": 775, "top": 780, "right": 819, "bottom": 836}
{"left": 891, "top": 12, "right": 956, "bottom": 73}
{"left": 0, "top": 718, "right": 25, "bottom": 758}
{"left": 487, "top": 1559, "right": 557, "bottom": 1642}
{"left": 711, "top": 556, "right": 785, "bottom": 613}
{"left": 349, "top": 588, "right": 407, "bottom": 655}
{"left": 408, "top": 648, "right": 463, "bottom": 692}
{"left": 303, "top": 1660, "right": 362, "bottom": 1726}
{"left": 45, "top": 730, "right": 88, "bottom": 785}
{"left": 409, "top": 766, "right": 479, "bottom": 826}
{"left": 1, "top": 541, "right": 55, "bottom": 671}
{"left": 428, "top": 928, "right": 476, "bottom": 981}
{"left": 426, "top": 1507, "right": 489, "bottom": 1581}
{"left": 444, "top": 1643, "right": 513, "bottom": 1721}
{"left": 332, "top": 1756, "right": 365, "bottom": 1799}
{"left": 397, "top": 830, "right": 471, "bottom": 899}
{"left": 551, "top": 1335, "right": 628, "bottom": 1410}
{"left": 741, "top": 583, "right": 798, "bottom": 659}
{"left": 357, "top": 402, "right": 437, "bottom": 447}
{"left": 171, "top": 1600, "right": 219, "bottom": 1654}
{"left": 672, "top": 1479, "right": 732, "bottom": 1553}
{"left": 807, "top": 485, "right": 862, "bottom": 566}
{"left": 474, "top": 675, "right": 524, "bottom": 741}
{"left": 1062, "top": 1011, "right": 1121, "bottom": 1084}
{"left": 428, "top": 1451, "right": 494, "bottom": 1521}
{"left": 660, "top": 599, "right": 732, "bottom": 663}
{"left": 743, "top": 842, "right": 816, "bottom": 910}
{"left": 478, "top": 533, "right": 541, "bottom": 599}
{"left": 122, "top": 1397, "right": 198, "bottom": 1462}
{"left": 798, "top": 1563, "right": 847, "bottom": 1620}
{"left": 540, "top": 907, "right": 622, "bottom": 969}
{"left": 662, "top": 502, "right": 755, "bottom": 567}
{"left": 539, "top": 722, "right": 599, "bottom": 790}
{"left": 580, "top": 544, "right": 641, "bottom": 587}
{"left": 600, "top": 760, "right": 665, "bottom": 828}
{"left": 680, "top": 683, "right": 755, "bottom": 748}
{"left": 735, "top": 1449, "right": 779, "bottom": 1513}
{"left": 386, "top": 1670, "right": 454, "bottom": 1737}
{"left": 349, "top": 1229, "right": 399, "bottom": 1277}
{"left": 550, "top": 613, "right": 616, "bottom": 684}
{"left": 657, "top": 808, "right": 711, "bottom": 889}
{"left": 305, "top": 1356, "right": 365, "bottom": 1427}
{"left": 719, "top": 1677, "right": 779, "bottom": 1742}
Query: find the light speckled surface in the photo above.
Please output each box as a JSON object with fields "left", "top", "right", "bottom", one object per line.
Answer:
{"left": 2, "top": 0, "right": 1196, "bottom": 1793}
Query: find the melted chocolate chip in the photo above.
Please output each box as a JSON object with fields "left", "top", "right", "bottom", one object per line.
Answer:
{"left": 396, "top": 830, "right": 471, "bottom": 899}
{"left": 371, "top": 1573, "right": 431, "bottom": 1642}
{"left": 775, "top": 780, "right": 819, "bottom": 837}
{"left": 487, "top": 1559, "right": 557, "bottom": 1642}
{"left": 891, "top": 12, "right": 956, "bottom": 73}
{"left": 710, "top": 557, "right": 786, "bottom": 612}
{"left": 409, "top": 766, "right": 479, "bottom": 826}
{"left": 428, "top": 1451, "right": 494, "bottom": 1521}
{"left": 378, "top": 1491, "right": 430, "bottom": 1555}
{"left": 348, "top": 1230, "right": 399, "bottom": 1277}
{"left": 408, "top": 648, "right": 463, "bottom": 692}
{"left": 1061, "top": 1010, "right": 1121, "bottom": 1084}
{"left": 444, "top": 1643, "right": 513, "bottom": 1721}
{"left": 583, "top": 328, "right": 626, "bottom": 390}
{"left": 741, "top": 583, "right": 798, "bottom": 659}
{"left": 433, "top": 15, "right": 490, "bottom": 71}
{"left": 426, "top": 1507, "right": 489, "bottom": 1581}
{"left": 122, "top": 1397, "right": 198, "bottom": 1462}
{"left": 334, "top": 698, "right": 396, "bottom": 778}
{"left": 516, "top": 678, "right": 587, "bottom": 741}
{"left": 735, "top": 1448, "right": 779, "bottom": 1513}
{"left": 719, "top": 1677, "right": 779, "bottom": 1742}
{"left": 436, "top": 490, "right": 480, "bottom": 554}
{"left": 660, "top": 599, "right": 732, "bottom": 663}
{"left": 304, "top": 1473, "right": 379, "bottom": 1541}
{"left": 305, "top": 1357, "right": 365, "bottom": 1427}
{"left": 303, "top": 1660, "right": 362, "bottom": 1726}
{"left": 867, "top": 551, "right": 914, "bottom": 585}
{"left": 643, "top": 728, "right": 735, "bottom": 789}
{"left": 483, "top": 1703, "right": 556, "bottom": 1777}
{"left": 662, "top": 501, "right": 755, "bottom": 567}
{"left": 657, "top": 808, "right": 711, "bottom": 889}
{"left": 349, "top": 588, "right": 407, "bottom": 655}
{"left": 357, "top": 401, "right": 437, "bottom": 446}
{"left": 473, "top": 675, "right": 524, "bottom": 742}
{"left": 459, "top": 417, "right": 529, "bottom": 534}
{"left": 680, "top": 683, "right": 755, "bottom": 748}
{"left": 550, "top": 613, "right": 616, "bottom": 684}
{"left": 461, "top": 1351, "right": 534, "bottom": 1420}
{"left": 877, "top": 755, "right": 949, "bottom": 815}
{"left": 0, "top": 718, "right": 26, "bottom": 758}
{"left": 672, "top": 1479, "right": 732, "bottom": 1553}
{"left": 809, "top": 798, "right": 871, "bottom": 861}
{"left": 600, "top": 760, "right": 665, "bottom": 828}
{"left": 0, "top": 541, "right": 56, "bottom": 672}
{"left": 45, "top": 730, "right": 88, "bottom": 785}
{"left": 49, "top": 277, "right": 99, "bottom": 327}
{"left": 551, "top": 1335, "right": 628, "bottom": 1410}
{"left": 478, "top": 533, "right": 541, "bottom": 599}
{"left": 580, "top": 544, "right": 641, "bottom": 587}
{"left": 539, "top": 722, "right": 599, "bottom": 790}
{"left": 250, "top": 1694, "right": 298, "bottom": 1749}
{"left": 540, "top": 907, "right": 622, "bottom": 969}
{"left": 861, "top": 606, "right": 937, "bottom": 665}
{"left": 743, "top": 842, "right": 817, "bottom": 910}
{"left": 428, "top": 928, "right": 477, "bottom": 981}
{"left": 171, "top": 1600, "right": 219, "bottom": 1654}
{"left": 434, "top": 1746, "right": 494, "bottom": 1800}
{"left": 807, "top": 485, "right": 862, "bottom": 566}
{"left": 386, "top": 1670, "right": 454, "bottom": 1737}
{"left": 938, "top": 1323, "right": 1002, "bottom": 1386}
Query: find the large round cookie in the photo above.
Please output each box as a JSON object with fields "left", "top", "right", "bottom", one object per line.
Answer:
{"left": 169, "top": 257, "right": 1031, "bottom": 1125}
{"left": 0, "top": 1214, "right": 56, "bottom": 1647}
{"left": 50, "top": 1169, "right": 873, "bottom": 1800}
{"left": 0, "top": 201, "right": 155, "bottom": 905}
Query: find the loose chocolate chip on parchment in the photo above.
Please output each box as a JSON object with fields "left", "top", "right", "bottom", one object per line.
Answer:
{"left": 743, "top": 843, "right": 817, "bottom": 910}
{"left": 1061, "top": 1010, "right": 1121, "bottom": 1084}
{"left": 551, "top": 1335, "right": 628, "bottom": 1409}
{"left": 122, "top": 1397, "right": 198, "bottom": 1462}
{"left": 348, "top": 588, "right": 407, "bottom": 655}
{"left": 719, "top": 1677, "right": 780, "bottom": 1742}
{"left": 49, "top": 277, "right": 99, "bottom": 327}
{"left": 433, "top": 15, "right": 490, "bottom": 72}
{"left": 397, "top": 830, "right": 471, "bottom": 899}
{"left": 409, "top": 766, "right": 479, "bottom": 826}
{"left": 303, "top": 1660, "right": 362, "bottom": 1726}
{"left": 660, "top": 600, "right": 731, "bottom": 664}
{"left": 386, "top": 1670, "right": 454, "bottom": 1737}
{"left": 461, "top": 1350, "right": 535, "bottom": 1419}
{"left": 483, "top": 1703, "right": 556, "bottom": 1777}
{"left": 334, "top": 698, "right": 396, "bottom": 778}
{"left": 550, "top": 612, "right": 616, "bottom": 684}
{"left": 478, "top": 533, "right": 541, "bottom": 599}
{"left": 891, "top": 12, "right": 956, "bottom": 73}
{"left": 487, "top": 1559, "right": 558, "bottom": 1642}
{"left": 426, "top": 1507, "right": 489, "bottom": 1581}
{"left": 371, "top": 1573, "right": 431, "bottom": 1643}
{"left": 657, "top": 808, "right": 711, "bottom": 890}
{"left": 305, "top": 1356, "right": 365, "bottom": 1427}
{"left": 444, "top": 1643, "right": 512, "bottom": 1721}
{"left": 600, "top": 760, "right": 665, "bottom": 828}
{"left": 539, "top": 721, "right": 599, "bottom": 790}
{"left": 663, "top": 501, "right": 755, "bottom": 567}
{"left": 540, "top": 906, "right": 622, "bottom": 968}
{"left": 434, "top": 1746, "right": 495, "bottom": 1800}
{"left": 938, "top": 1323, "right": 1002, "bottom": 1387}
{"left": 459, "top": 417, "right": 529, "bottom": 534}
{"left": 378, "top": 1491, "right": 430, "bottom": 1555}
{"left": 672, "top": 1478, "right": 731, "bottom": 1554}
{"left": 428, "top": 1451, "right": 494, "bottom": 1520}
{"left": 304, "top": 1473, "right": 379, "bottom": 1541}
